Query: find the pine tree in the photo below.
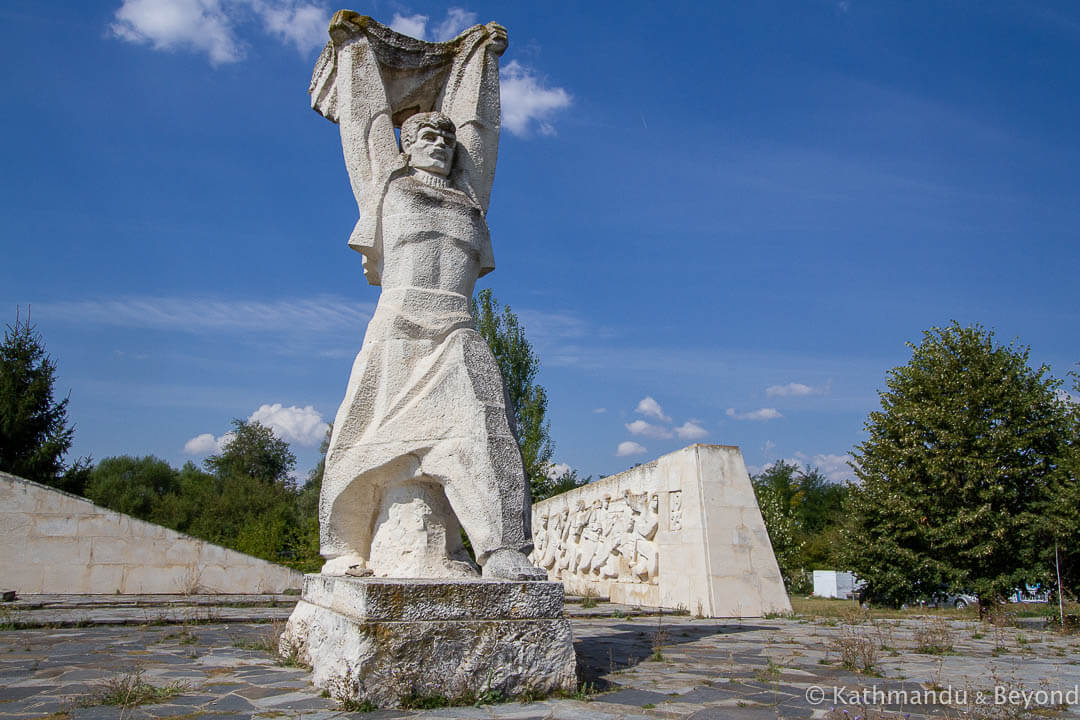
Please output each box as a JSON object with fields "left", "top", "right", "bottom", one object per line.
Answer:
{"left": 0, "top": 310, "right": 77, "bottom": 487}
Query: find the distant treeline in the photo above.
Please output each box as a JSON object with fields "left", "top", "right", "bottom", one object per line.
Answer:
{"left": 82, "top": 420, "right": 324, "bottom": 573}
{"left": 750, "top": 461, "right": 849, "bottom": 595}
{"left": 68, "top": 417, "right": 587, "bottom": 574}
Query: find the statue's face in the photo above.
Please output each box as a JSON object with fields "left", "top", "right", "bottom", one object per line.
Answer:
{"left": 406, "top": 124, "right": 455, "bottom": 177}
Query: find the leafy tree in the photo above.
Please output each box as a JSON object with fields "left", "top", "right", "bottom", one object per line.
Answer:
{"left": 85, "top": 455, "right": 179, "bottom": 518}
{"left": 204, "top": 419, "right": 296, "bottom": 487}
{"left": 754, "top": 461, "right": 805, "bottom": 517}
{"left": 1040, "top": 370, "right": 1080, "bottom": 599}
{"left": 841, "top": 322, "right": 1077, "bottom": 608}
{"left": 472, "top": 289, "right": 555, "bottom": 500}
{"left": 753, "top": 461, "right": 851, "bottom": 592}
{"left": 533, "top": 468, "right": 590, "bottom": 503}
{"left": 190, "top": 420, "right": 300, "bottom": 562}
{"left": 796, "top": 467, "right": 847, "bottom": 535}
{"left": 293, "top": 424, "right": 332, "bottom": 572}
{"left": 84, "top": 421, "right": 326, "bottom": 572}
{"left": 754, "top": 478, "right": 803, "bottom": 589}
{"left": 0, "top": 311, "right": 79, "bottom": 489}
{"left": 149, "top": 461, "right": 216, "bottom": 531}
{"left": 752, "top": 461, "right": 806, "bottom": 590}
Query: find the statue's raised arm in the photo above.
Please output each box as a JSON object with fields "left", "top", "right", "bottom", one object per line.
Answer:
{"left": 309, "top": 12, "right": 506, "bottom": 285}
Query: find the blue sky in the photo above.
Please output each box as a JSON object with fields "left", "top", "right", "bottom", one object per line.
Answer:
{"left": 3, "top": 0, "right": 1078, "bottom": 484}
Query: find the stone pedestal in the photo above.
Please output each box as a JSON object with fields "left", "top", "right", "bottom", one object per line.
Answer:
{"left": 280, "top": 575, "right": 577, "bottom": 707}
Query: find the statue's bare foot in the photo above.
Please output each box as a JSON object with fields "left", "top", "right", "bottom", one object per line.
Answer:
{"left": 321, "top": 554, "right": 367, "bottom": 577}
{"left": 482, "top": 549, "right": 548, "bottom": 581}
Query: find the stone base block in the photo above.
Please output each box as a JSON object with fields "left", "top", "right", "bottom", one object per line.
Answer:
{"left": 280, "top": 575, "right": 577, "bottom": 707}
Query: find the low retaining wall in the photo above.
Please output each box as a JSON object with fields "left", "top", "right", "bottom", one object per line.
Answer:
{"left": 1, "top": 472, "right": 303, "bottom": 594}
{"left": 529, "top": 444, "right": 791, "bottom": 617}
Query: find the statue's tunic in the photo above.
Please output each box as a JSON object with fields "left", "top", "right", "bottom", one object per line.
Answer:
{"left": 318, "top": 174, "right": 531, "bottom": 566}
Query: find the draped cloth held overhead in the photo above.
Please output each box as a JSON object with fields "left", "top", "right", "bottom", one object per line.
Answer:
{"left": 309, "top": 12, "right": 503, "bottom": 285}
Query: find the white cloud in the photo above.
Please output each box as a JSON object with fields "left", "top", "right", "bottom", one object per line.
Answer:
{"left": 184, "top": 402, "right": 327, "bottom": 454}
{"left": 111, "top": 1, "right": 571, "bottom": 132}
{"left": 111, "top": 0, "right": 331, "bottom": 64}
{"left": 112, "top": 0, "right": 243, "bottom": 65}
{"left": 748, "top": 457, "right": 802, "bottom": 478}
{"left": 787, "top": 451, "right": 855, "bottom": 484}
{"left": 254, "top": 0, "right": 329, "bottom": 53}
{"left": 500, "top": 60, "right": 571, "bottom": 137}
{"left": 726, "top": 407, "right": 783, "bottom": 421}
{"left": 248, "top": 403, "right": 328, "bottom": 446}
{"left": 545, "top": 462, "right": 572, "bottom": 480}
{"left": 765, "top": 381, "right": 830, "bottom": 397}
{"left": 183, "top": 430, "right": 234, "bottom": 454}
{"left": 183, "top": 432, "right": 221, "bottom": 454}
{"left": 592, "top": 407, "right": 607, "bottom": 414}
{"left": 635, "top": 396, "right": 671, "bottom": 422}
{"left": 808, "top": 453, "right": 856, "bottom": 484}
{"left": 390, "top": 11, "right": 428, "bottom": 39}
{"left": 765, "top": 382, "right": 812, "bottom": 397}
{"left": 390, "top": 8, "right": 476, "bottom": 42}
{"left": 433, "top": 7, "right": 477, "bottom": 41}
{"left": 1056, "top": 389, "right": 1080, "bottom": 405}
{"left": 675, "top": 420, "right": 708, "bottom": 440}
{"left": 33, "top": 295, "right": 372, "bottom": 334}
{"left": 625, "top": 419, "right": 673, "bottom": 439}
{"left": 754, "top": 452, "right": 855, "bottom": 484}
{"left": 616, "top": 441, "right": 647, "bottom": 457}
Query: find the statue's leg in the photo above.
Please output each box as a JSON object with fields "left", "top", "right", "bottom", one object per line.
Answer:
{"left": 423, "top": 432, "right": 525, "bottom": 560}
{"left": 318, "top": 342, "right": 387, "bottom": 574}
{"left": 320, "top": 451, "right": 420, "bottom": 575}
{"left": 446, "top": 330, "right": 546, "bottom": 579}
{"left": 424, "top": 430, "right": 545, "bottom": 580}
{"left": 319, "top": 458, "right": 378, "bottom": 575}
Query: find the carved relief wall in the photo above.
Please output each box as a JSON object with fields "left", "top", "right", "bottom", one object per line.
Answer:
{"left": 533, "top": 490, "right": 659, "bottom": 586}
{"left": 530, "top": 444, "right": 791, "bottom": 617}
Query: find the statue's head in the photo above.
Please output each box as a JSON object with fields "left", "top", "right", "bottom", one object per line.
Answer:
{"left": 401, "top": 112, "right": 456, "bottom": 178}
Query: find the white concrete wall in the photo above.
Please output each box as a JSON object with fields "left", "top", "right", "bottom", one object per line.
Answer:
{"left": 530, "top": 444, "right": 791, "bottom": 618}
{"left": 0, "top": 472, "right": 303, "bottom": 594}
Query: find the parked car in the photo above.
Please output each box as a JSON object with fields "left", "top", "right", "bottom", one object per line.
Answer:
{"left": 920, "top": 592, "right": 978, "bottom": 609}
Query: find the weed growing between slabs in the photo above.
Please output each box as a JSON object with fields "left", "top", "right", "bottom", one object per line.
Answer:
{"left": 76, "top": 669, "right": 186, "bottom": 709}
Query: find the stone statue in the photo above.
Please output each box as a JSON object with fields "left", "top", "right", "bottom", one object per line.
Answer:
{"left": 310, "top": 11, "right": 543, "bottom": 581}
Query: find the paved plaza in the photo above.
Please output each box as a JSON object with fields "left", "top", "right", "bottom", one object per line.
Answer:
{"left": 1, "top": 596, "right": 1078, "bottom": 719}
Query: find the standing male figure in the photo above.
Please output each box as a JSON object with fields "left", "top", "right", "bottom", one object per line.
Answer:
{"left": 310, "top": 13, "right": 544, "bottom": 581}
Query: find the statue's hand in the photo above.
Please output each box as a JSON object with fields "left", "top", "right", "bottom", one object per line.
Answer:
{"left": 485, "top": 22, "right": 508, "bottom": 55}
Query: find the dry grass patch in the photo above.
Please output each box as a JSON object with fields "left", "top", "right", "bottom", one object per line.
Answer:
{"left": 77, "top": 669, "right": 186, "bottom": 709}
{"left": 832, "top": 626, "right": 880, "bottom": 675}
{"left": 913, "top": 616, "right": 956, "bottom": 655}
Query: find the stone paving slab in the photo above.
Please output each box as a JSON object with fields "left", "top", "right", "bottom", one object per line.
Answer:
{"left": 1, "top": 601, "right": 1079, "bottom": 719}
{"left": 3, "top": 595, "right": 656, "bottom": 628}
{"left": 8, "top": 594, "right": 299, "bottom": 610}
